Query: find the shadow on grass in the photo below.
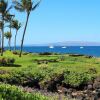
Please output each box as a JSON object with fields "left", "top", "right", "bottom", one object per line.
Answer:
{"left": 0, "top": 64, "right": 21, "bottom": 67}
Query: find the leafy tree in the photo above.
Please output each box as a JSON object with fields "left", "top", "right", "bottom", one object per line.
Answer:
{"left": 13, "top": 0, "right": 41, "bottom": 57}
{"left": 11, "top": 19, "right": 21, "bottom": 50}
{"left": 5, "top": 13, "right": 15, "bottom": 51}
{"left": 4, "top": 31, "right": 12, "bottom": 50}
{"left": 0, "top": 0, "right": 12, "bottom": 56}
{"left": 0, "top": 21, "right": 3, "bottom": 49}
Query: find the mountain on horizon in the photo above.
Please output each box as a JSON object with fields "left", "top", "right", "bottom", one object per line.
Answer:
{"left": 32, "top": 41, "right": 100, "bottom": 46}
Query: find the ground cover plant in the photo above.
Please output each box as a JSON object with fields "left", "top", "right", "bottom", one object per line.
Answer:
{"left": 0, "top": 83, "right": 49, "bottom": 100}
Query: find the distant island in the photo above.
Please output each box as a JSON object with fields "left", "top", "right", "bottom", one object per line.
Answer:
{"left": 32, "top": 41, "right": 100, "bottom": 46}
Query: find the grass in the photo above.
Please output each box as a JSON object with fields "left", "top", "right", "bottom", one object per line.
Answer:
{"left": 0, "top": 51, "right": 100, "bottom": 72}
{"left": 0, "top": 51, "right": 99, "bottom": 72}
{"left": 0, "top": 51, "right": 100, "bottom": 81}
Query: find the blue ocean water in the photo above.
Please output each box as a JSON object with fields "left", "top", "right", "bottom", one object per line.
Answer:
{"left": 7, "top": 46, "right": 100, "bottom": 57}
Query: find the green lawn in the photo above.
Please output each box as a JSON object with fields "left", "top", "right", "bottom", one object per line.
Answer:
{"left": 0, "top": 51, "right": 100, "bottom": 74}
{"left": 0, "top": 51, "right": 99, "bottom": 79}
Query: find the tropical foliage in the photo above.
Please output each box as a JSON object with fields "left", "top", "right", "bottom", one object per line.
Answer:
{"left": 0, "top": 83, "right": 49, "bottom": 100}
{"left": 13, "top": 0, "right": 41, "bottom": 57}
{"left": 0, "top": 0, "right": 41, "bottom": 56}
{"left": 11, "top": 19, "right": 21, "bottom": 50}
{"left": 4, "top": 31, "right": 12, "bottom": 50}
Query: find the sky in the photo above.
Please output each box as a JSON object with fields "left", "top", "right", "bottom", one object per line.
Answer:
{"left": 5, "top": 0, "right": 100, "bottom": 46}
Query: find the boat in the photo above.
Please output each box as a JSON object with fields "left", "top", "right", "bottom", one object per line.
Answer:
{"left": 80, "top": 46, "right": 84, "bottom": 49}
{"left": 49, "top": 46, "right": 54, "bottom": 48}
{"left": 62, "top": 46, "right": 67, "bottom": 48}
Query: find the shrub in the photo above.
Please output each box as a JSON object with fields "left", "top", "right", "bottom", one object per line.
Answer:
{"left": 59, "top": 56, "right": 66, "bottom": 61}
{"left": 69, "top": 54, "right": 84, "bottom": 57}
{"left": 6, "top": 67, "right": 45, "bottom": 86}
{"left": 0, "top": 83, "right": 49, "bottom": 100}
{"left": 63, "top": 70, "right": 94, "bottom": 87}
{"left": 0, "top": 57, "right": 15, "bottom": 66}
{"left": 0, "top": 58, "right": 7, "bottom": 66}
{"left": 7, "top": 58, "right": 15, "bottom": 64}
{"left": 13, "top": 51, "right": 20, "bottom": 55}
{"left": 88, "top": 68, "right": 97, "bottom": 74}
{"left": 22, "top": 52, "right": 29, "bottom": 55}
{"left": 39, "top": 52, "right": 52, "bottom": 55}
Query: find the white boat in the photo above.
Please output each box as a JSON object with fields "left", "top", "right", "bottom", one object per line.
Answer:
{"left": 62, "top": 46, "right": 67, "bottom": 48}
{"left": 80, "top": 46, "right": 84, "bottom": 49}
{"left": 49, "top": 46, "right": 54, "bottom": 48}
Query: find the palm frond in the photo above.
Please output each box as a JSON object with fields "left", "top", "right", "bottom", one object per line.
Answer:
{"left": 0, "top": 21, "right": 3, "bottom": 29}
{"left": 18, "top": 23, "right": 21, "bottom": 30}
{"left": 13, "top": 0, "right": 25, "bottom": 12}
{"left": 4, "top": 31, "right": 12, "bottom": 39}
{"left": 15, "top": 6, "right": 25, "bottom": 12}
{"left": 4, "top": 13, "right": 15, "bottom": 22}
{"left": 32, "top": 0, "right": 41, "bottom": 11}
{"left": 0, "top": 0, "right": 8, "bottom": 13}
{"left": 11, "top": 19, "right": 22, "bottom": 30}
{"left": 6, "top": 5, "right": 13, "bottom": 13}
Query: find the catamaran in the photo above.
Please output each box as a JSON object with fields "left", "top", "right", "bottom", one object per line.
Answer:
{"left": 80, "top": 46, "right": 84, "bottom": 49}
{"left": 62, "top": 46, "right": 67, "bottom": 48}
{"left": 49, "top": 46, "right": 54, "bottom": 48}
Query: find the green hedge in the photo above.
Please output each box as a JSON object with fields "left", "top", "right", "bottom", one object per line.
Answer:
{"left": 63, "top": 70, "right": 94, "bottom": 87}
{"left": 0, "top": 66, "right": 95, "bottom": 89}
{"left": 0, "top": 83, "right": 49, "bottom": 100}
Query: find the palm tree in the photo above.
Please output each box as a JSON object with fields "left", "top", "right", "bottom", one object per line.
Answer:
{"left": 11, "top": 19, "right": 21, "bottom": 50}
{"left": 13, "top": 0, "right": 41, "bottom": 57}
{"left": 0, "top": 0, "right": 12, "bottom": 56}
{"left": 5, "top": 13, "right": 15, "bottom": 51}
{"left": 0, "top": 21, "right": 3, "bottom": 49}
{"left": 4, "top": 31, "right": 12, "bottom": 50}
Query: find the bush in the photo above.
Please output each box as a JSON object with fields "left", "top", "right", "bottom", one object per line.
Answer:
{"left": 7, "top": 58, "right": 15, "bottom": 64}
{"left": 6, "top": 67, "right": 45, "bottom": 86}
{"left": 22, "top": 52, "right": 29, "bottom": 55}
{"left": 0, "top": 58, "right": 7, "bottom": 66}
{"left": 0, "top": 57, "right": 15, "bottom": 66}
{"left": 63, "top": 70, "right": 94, "bottom": 87}
{"left": 13, "top": 51, "right": 20, "bottom": 55}
{"left": 0, "top": 65, "right": 96, "bottom": 91}
{"left": 39, "top": 52, "right": 52, "bottom": 55}
{"left": 59, "top": 56, "right": 66, "bottom": 61}
{"left": 0, "top": 83, "right": 49, "bottom": 100}
{"left": 69, "top": 54, "right": 84, "bottom": 57}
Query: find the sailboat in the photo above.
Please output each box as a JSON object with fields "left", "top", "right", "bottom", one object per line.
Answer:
{"left": 62, "top": 46, "right": 67, "bottom": 48}
{"left": 80, "top": 46, "right": 84, "bottom": 49}
{"left": 49, "top": 46, "right": 54, "bottom": 48}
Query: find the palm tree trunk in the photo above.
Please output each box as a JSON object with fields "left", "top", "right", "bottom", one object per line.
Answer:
{"left": 1, "top": 16, "right": 4, "bottom": 56}
{"left": 0, "top": 30, "right": 1, "bottom": 49}
{"left": 19, "top": 12, "right": 30, "bottom": 57}
{"left": 14, "top": 30, "right": 18, "bottom": 51}
{"left": 9, "top": 22, "right": 11, "bottom": 51}
{"left": 0, "top": 31, "right": 2, "bottom": 53}
{"left": 9, "top": 38, "right": 11, "bottom": 51}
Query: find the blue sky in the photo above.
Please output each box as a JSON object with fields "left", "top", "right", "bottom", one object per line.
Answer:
{"left": 5, "top": 0, "right": 100, "bottom": 46}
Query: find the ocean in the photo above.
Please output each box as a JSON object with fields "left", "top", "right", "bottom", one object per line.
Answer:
{"left": 7, "top": 46, "right": 100, "bottom": 57}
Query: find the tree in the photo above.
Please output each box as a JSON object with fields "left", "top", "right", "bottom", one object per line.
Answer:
{"left": 11, "top": 19, "right": 21, "bottom": 50}
{"left": 0, "top": 21, "right": 3, "bottom": 49}
{"left": 0, "top": 0, "right": 12, "bottom": 56}
{"left": 13, "top": 0, "right": 41, "bottom": 57}
{"left": 5, "top": 13, "right": 15, "bottom": 51}
{"left": 4, "top": 31, "right": 12, "bottom": 50}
